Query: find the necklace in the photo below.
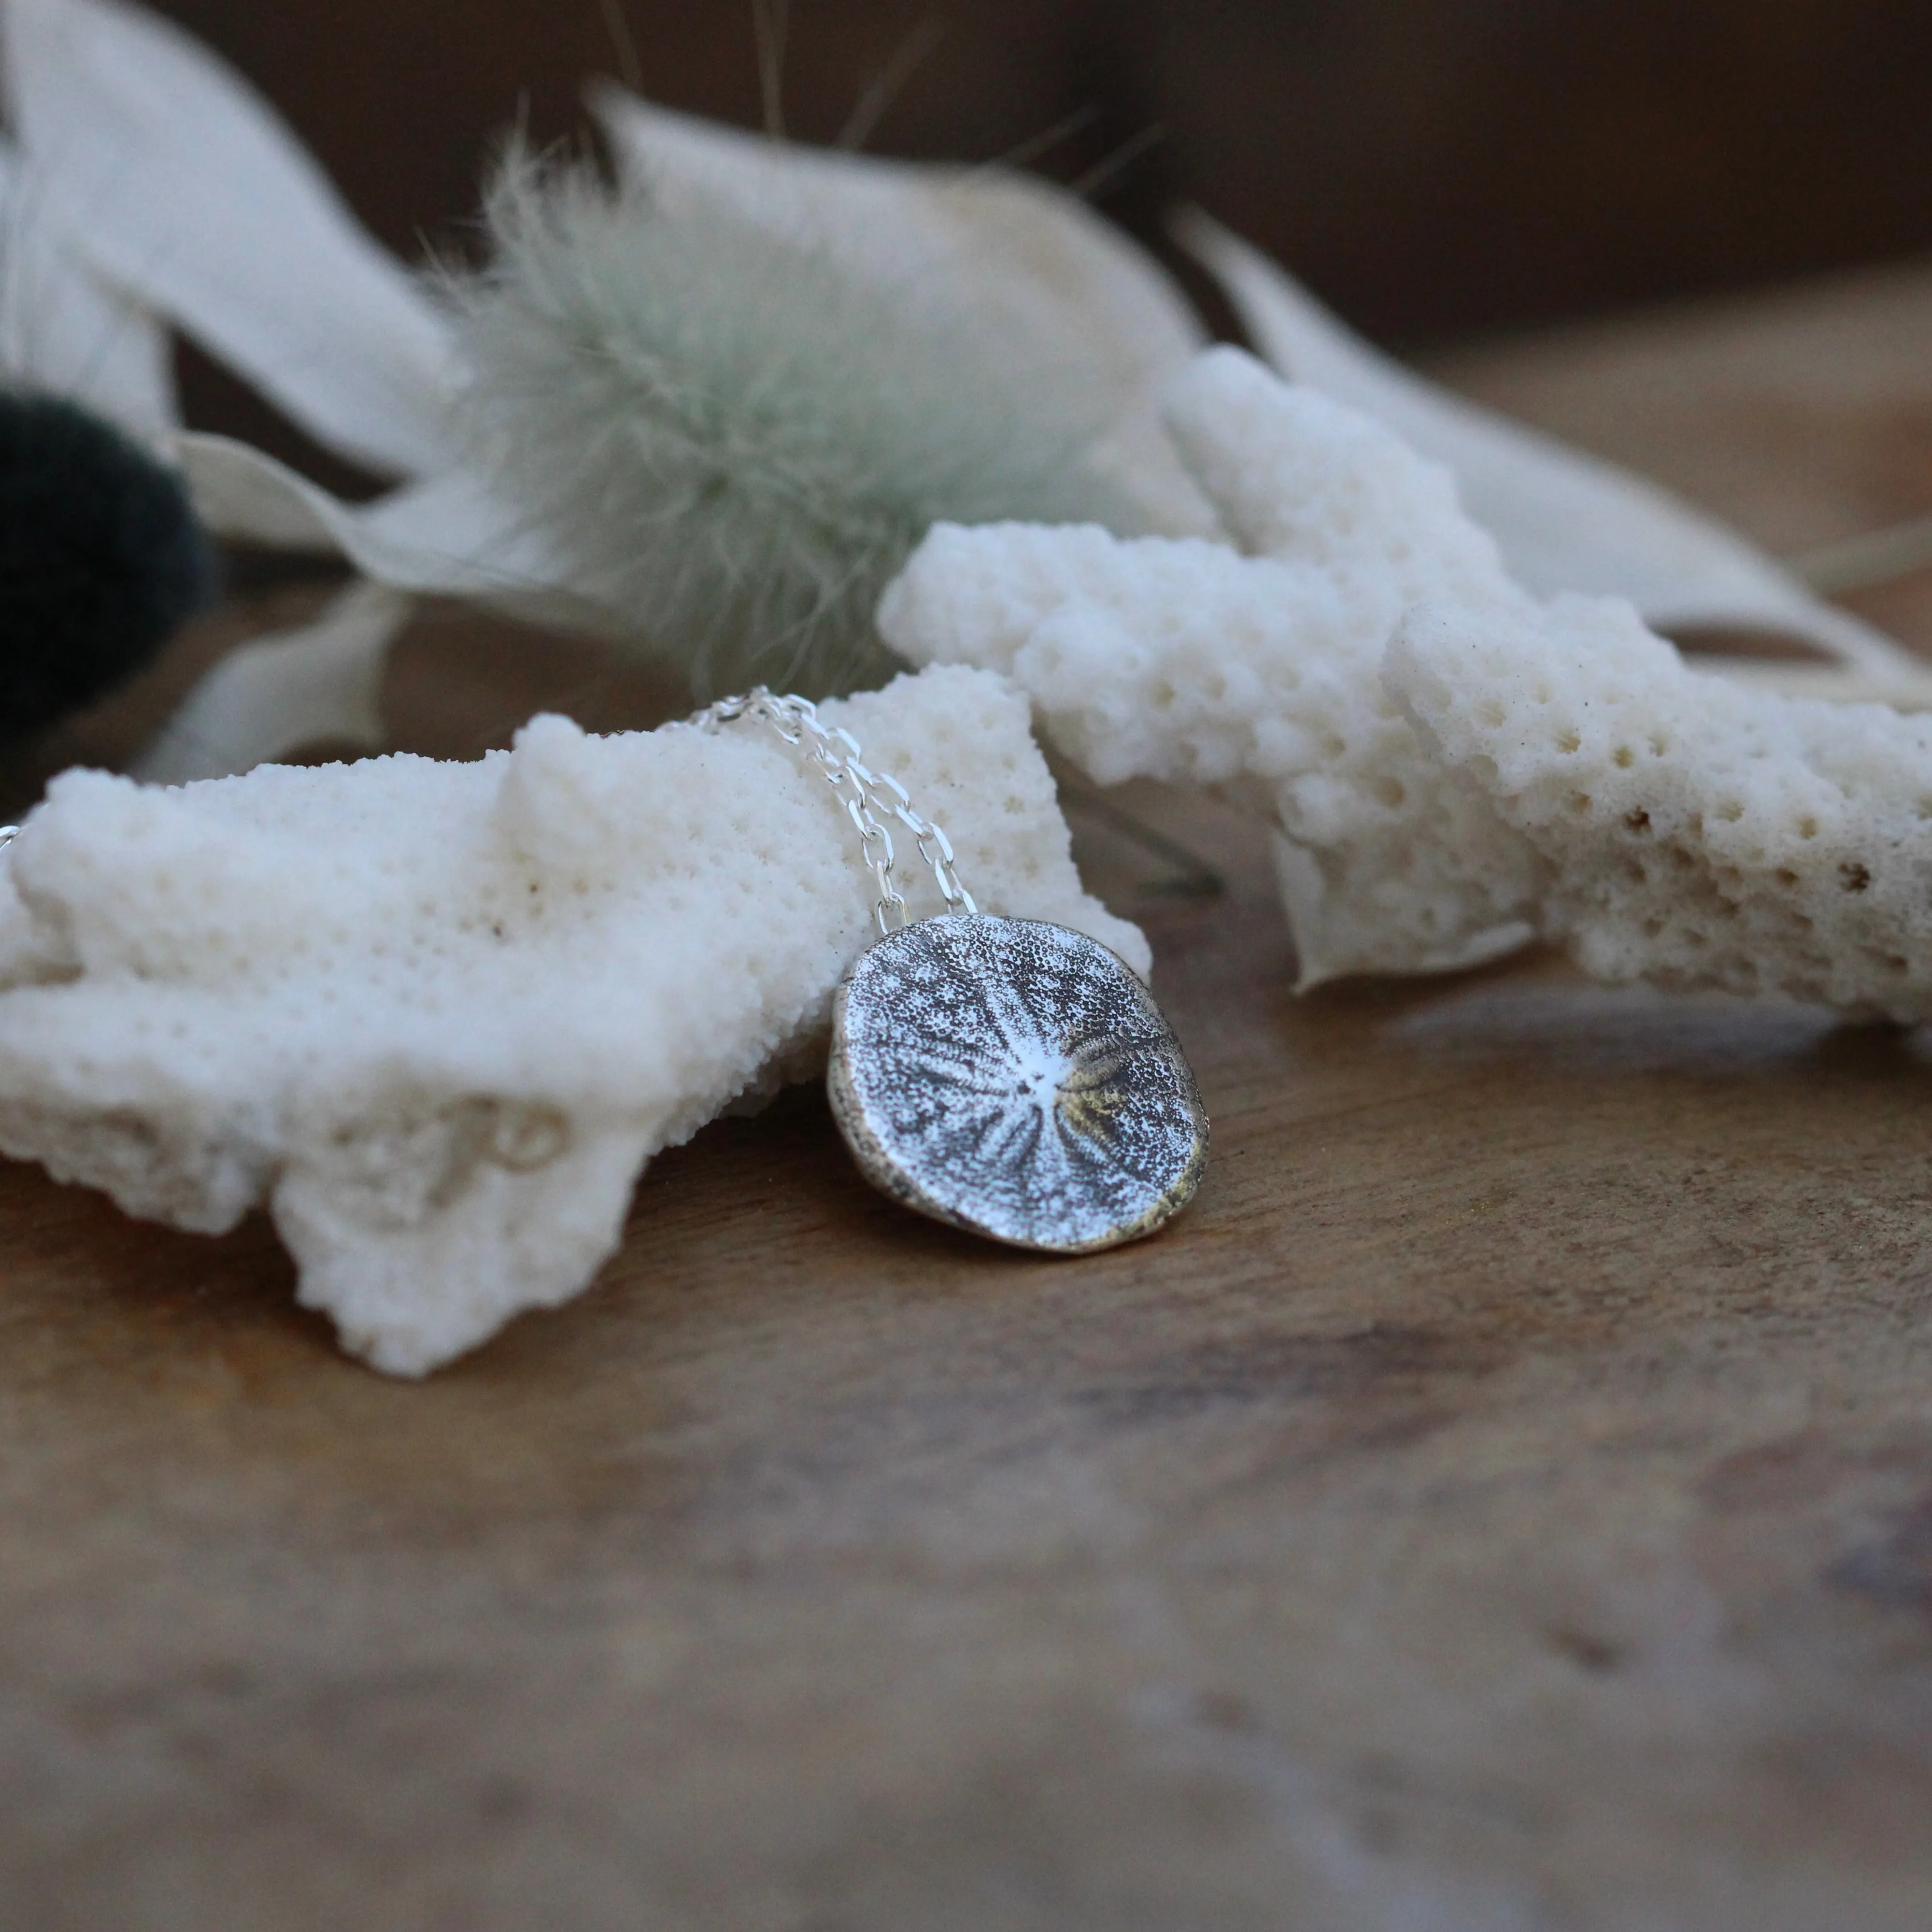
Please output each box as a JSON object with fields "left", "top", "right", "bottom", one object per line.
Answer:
{"left": 687, "top": 691, "right": 1208, "bottom": 1253}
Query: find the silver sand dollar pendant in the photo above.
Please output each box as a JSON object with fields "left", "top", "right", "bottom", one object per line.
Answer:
{"left": 686, "top": 689, "right": 1208, "bottom": 1254}
{"left": 829, "top": 914, "right": 1208, "bottom": 1252}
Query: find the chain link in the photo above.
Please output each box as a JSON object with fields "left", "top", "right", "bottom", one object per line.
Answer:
{"left": 681, "top": 689, "right": 979, "bottom": 939}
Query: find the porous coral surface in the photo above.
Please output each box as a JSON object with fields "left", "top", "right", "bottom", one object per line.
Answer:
{"left": 882, "top": 346, "right": 1932, "bottom": 1016}
{"left": 880, "top": 347, "right": 1548, "bottom": 985}
{"left": 1390, "top": 600, "right": 1932, "bottom": 1019}
{"left": 0, "top": 665, "right": 1143, "bottom": 1375}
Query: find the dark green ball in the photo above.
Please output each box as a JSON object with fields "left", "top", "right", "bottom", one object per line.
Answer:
{"left": 0, "top": 392, "right": 218, "bottom": 740}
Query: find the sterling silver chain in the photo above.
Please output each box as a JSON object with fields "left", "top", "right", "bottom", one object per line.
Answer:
{"left": 683, "top": 689, "right": 978, "bottom": 938}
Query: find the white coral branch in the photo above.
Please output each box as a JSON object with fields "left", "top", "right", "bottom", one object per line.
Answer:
{"left": 880, "top": 348, "right": 1548, "bottom": 985}
{"left": 881, "top": 346, "right": 1932, "bottom": 1013}
{"left": 0, "top": 665, "right": 1143, "bottom": 1375}
{"left": 1389, "top": 602, "right": 1932, "bottom": 1019}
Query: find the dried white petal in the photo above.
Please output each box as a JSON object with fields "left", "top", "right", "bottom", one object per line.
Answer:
{"left": 1180, "top": 212, "right": 1928, "bottom": 689}
{"left": 0, "top": 139, "right": 175, "bottom": 442}
{"left": 881, "top": 348, "right": 1545, "bottom": 985}
{"left": 1388, "top": 599, "right": 1932, "bottom": 1020}
{"left": 0, "top": 665, "right": 1143, "bottom": 1375}
{"left": 4, "top": 0, "right": 458, "bottom": 477}
{"left": 131, "top": 582, "right": 411, "bottom": 785}
{"left": 175, "top": 432, "right": 597, "bottom": 632}
{"left": 591, "top": 89, "right": 1217, "bottom": 539}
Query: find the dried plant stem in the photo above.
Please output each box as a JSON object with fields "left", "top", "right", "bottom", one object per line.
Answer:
{"left": 596, "top": 0, "right": 642, "bottom": 95}
{"left": 753, "top": 0, "right": 790, "bottom": 140}
{"left": 838, "top": 19, "right": 947, "bottom": 151}
{"left": 1070, "top": 124, "right": 1168, "bottom": 203}
{"left": 979, "top": 105, "right": 1101, "bottom": 178}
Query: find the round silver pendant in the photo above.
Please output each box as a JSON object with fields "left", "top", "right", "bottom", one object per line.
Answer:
{"left": 828, "top": 914, "right": 1208, "bottom": 1254}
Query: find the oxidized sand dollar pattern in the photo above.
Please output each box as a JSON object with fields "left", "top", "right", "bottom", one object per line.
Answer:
{"left": 828, "top": 915, "right": 1208, "bottom": 1252}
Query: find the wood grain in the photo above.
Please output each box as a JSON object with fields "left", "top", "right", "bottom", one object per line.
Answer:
{"left": 9, "top": 272, "right": 1932, "bottom": 1929}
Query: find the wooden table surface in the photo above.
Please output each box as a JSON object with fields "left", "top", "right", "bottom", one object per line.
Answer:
{"left": 10, "top": 265, "right": 1932, "bottom": 1931}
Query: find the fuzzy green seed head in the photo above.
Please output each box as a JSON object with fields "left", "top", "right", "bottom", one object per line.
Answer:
{"left": 455, "top": 153, "right": 1152, "bottom": 697}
